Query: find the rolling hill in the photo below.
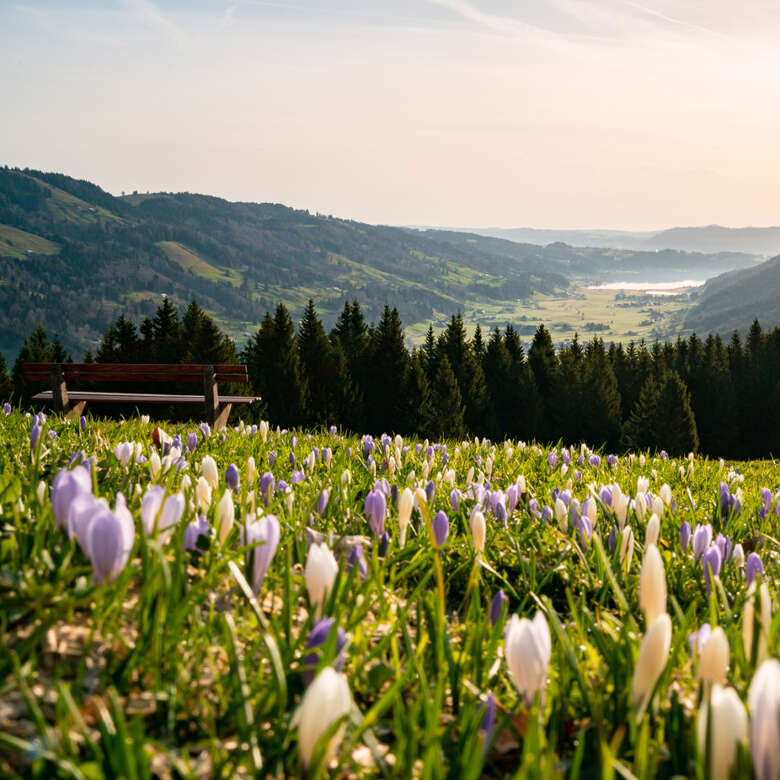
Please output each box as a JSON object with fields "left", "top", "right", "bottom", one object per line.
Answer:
{"left": 0, "top": 166, "right": 770, "bottom": 359}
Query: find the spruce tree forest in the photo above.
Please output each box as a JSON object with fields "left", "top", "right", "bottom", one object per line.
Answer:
{"left": 3, "top": 297, "right": 779, "bottom": 460}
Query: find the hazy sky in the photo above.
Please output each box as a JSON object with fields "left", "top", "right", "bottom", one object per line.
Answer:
{"left": 2, "top": 0, "right": 780, "bottom": 229}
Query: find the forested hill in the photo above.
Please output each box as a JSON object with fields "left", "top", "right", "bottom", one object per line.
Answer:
{"left": 0, "top": 166, "right": 759, "bottom": 358}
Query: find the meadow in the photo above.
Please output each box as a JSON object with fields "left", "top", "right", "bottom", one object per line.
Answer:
{"left": 0, "top": 408, "right": 778, "bottom": 779}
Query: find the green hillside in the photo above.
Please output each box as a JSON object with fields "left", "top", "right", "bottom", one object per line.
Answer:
{"left": 0, "top": 166, "right": 768, "bottom": 358}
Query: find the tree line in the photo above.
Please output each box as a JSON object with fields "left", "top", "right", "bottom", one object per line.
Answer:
{"left": 3, "top": 297, "right": 779, "bottom": 458}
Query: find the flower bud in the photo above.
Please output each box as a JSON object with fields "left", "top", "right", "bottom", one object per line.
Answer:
{"left": 217, "top": 490, "right": 234, "bottom": 544}
{"left": 505, "top": 611, "right": 552, "bottom": 706}
{"left": 748, "top": 658, "right": 780, "bottom": 780}
{"left": 201, "top": 456, "right": 218, "bottom": 489}
{"left": 296, "top": 667, "right": 352, "bottom": 767}
{"left": 639, "top": 543, "right": 666, "bottom": 625}
{"left": 698, "top": 626, "right": 729, "bottom": 684}
{"left": 632, "top": 612, "right": 671, "bottom": 713}
{"left": 305, "top": 542, "right": 338, "bottom": 617}
{"left": 470, "top": 509, "right": 486, "bottom": 554}
{"left": 697, "top": 684, "right": 748, "bottom": 780}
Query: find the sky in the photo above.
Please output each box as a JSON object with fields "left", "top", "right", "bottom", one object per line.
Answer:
{"left": 2, "top": 0, "right": 780, "bottom": 230}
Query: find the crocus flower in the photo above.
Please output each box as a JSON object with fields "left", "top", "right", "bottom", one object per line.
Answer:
{"left": 547, "top": 452, "right": 558, "bottom": 470}
{"left": 433, "top": 510, "right": 449, "bottom": 547}
{"left": 599, "top": 485, "right": 612, "bottom": 507}
{"left": 470, "top": 509, "right": 486, "bottom": 555}
{"left": 697, "top": 625, "right": 729, "bottom": 684}
{"left": 305, "top": 543, "right": 338, "bottom": 617}
{"left": 79, "top": 415, "right": 86, "bottom": 430}
{"left": 620, "top": 526, "right": 634, "bottom": 571}
{"left": 243, "top": 514, "right": 280, "bottom": 594}
{"left": 692, "top": 523, "right": 713, "bottom": 562}
{"left": 689, "top": 622, "right": 712, "bottom": 654}
{"left": 425, "top": 480, "right": 435, "bottom": 504}
{"left": 680, "top": 521, "right": 691, "bottom": 552}
{"left": 51, "top": 466, "right": 93, "bottom": 529}
{"left": 697, "top": 684, "right": 748, "bottom": 780}
{"left": 364, "top": 489, "right": 386, "bottom": 537}
{"left": 632, "top": 612, "right": 671, "bottom": 713}
{"left": 201, "top": 456, "right": 218, "bottom": 489}
{"left": 379, "top": 531, "right": 389, "bottom": 557}
{"left": 86, "top": 493, "right": 135, "bottom": 585}
{"left": 577, "top": 514, "right": 592, "bottom": 545}
{"left": 268, "top": 451, "right": 276, "bottom": 467}
{"left": 2, "top": 402, "right": 10, "bottom": 416}
{"left": 639, "top": 544, "right": 666, "bottom": 625}
{"left": 449, "top": 488, "right": 460, "bottom": 512}
{"left": 302, "top": 618, "right": 347, "bottom": 686}
{"left": 746, "top": 552, "right": 764, "bottom": 587}
{"left": 479, "top": 691, "right": 497, "bottom": 751}
{"left": 731, "top": 543, "right": 745, "bottom": 568}
{"left": 748, "top": 658, "right": 780, "bottom": 780}
{"left": 490, "top": 590, "right": 508, "bottom": 626}
{"left": 295, "top": 667, "right": 352, "bottom": 767}
{"left": 183, "top": 514, "right": 211, "bottom": 552}
{"left": 645, "top": 513, "right": 660, "bottom": 548}
{"left": 589, "top": 454, "right": 601, "bottom": 467}
{"left": 505, "top": 611, "right": 552, "bottom": 707}
{"left": 187, "top": 432, "right": 198, "bottom": 452}
{"left": 316, "top": 489, "right": 329, "bottom": 516}
{"left": 703, "top": 546, "right": 722, "bottom": 594}
{"left": 398, "top": 487, "right": 414, "bottom": 548}
{"left": 608, "top": 525, "right": 617, "bottom": 554}
{"left": 346, "top": 543, "right": 368, "bottom": 581}
{"left": 223, "top": 463, "right": 240, "bottom": 492}
{"left": 217, "top": 490, "right": 235, "bottom": 544}
{"left": 259, "top": 472, "right": 275, "bottom": 507}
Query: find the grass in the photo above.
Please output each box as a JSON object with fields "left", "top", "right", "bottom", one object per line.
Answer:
{"left": 0, "top": 224, "right": 59, "bottom": 259}
{"left": 156, "top": 242, "right": 243, "bottom": 287}
{"left": 1, "top": 412, "right": 774, "bottom": 778}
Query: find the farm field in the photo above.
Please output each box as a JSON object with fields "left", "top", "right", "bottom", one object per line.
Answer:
{"left": 405, "top": 286, "right": 697, "bottom": 346}
{"left": 0, "top": 409, "right": 777, "bottom": 778}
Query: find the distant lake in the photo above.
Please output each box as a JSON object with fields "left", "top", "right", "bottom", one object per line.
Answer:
{"left": 583, "top": 280, "right": 706, "bottom": 296}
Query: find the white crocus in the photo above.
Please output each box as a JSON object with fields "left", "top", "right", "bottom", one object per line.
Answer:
{"left": 247, "top": 456, "right": 256, "bottom": 487}
{"left": 645, "top": 513, "right": 660, "bottom": 548}
{"left": 743, "top": 582, "right": 772, "bottom": 665}
{"left": 504, "top": 611, "right": 552, "bottom": 707}
{"left": 398, "top": 487, "right": 414, "bottom": 548}
{"left": 305, "top": 542, "right": 339, "bottom": 617}
{"left": 149, "top": 450, "right": 161, "bottom": 479}
{"left": 659, "top": 483, "right": 672, "bottom": 507}
{"left": 196, "top": 476, "right": 212, "bottom": 511}
{"left": 217, "top": 490, "right": 235, "bottom": 544}
{"left": 620, "top": 525, "right": 634, "bottom": 572}
{"left": 554, "top": 498, "right": 568, "bottom": 533}
{"left": 296, "top": 667, "right": 352, "bottom": 767}
{"left": 201, "top": 456, "right": 218, "bottom": 489}
{"left": 470, "top": 509, "right": 486, "bottom": 555}
{"left": 697, "top": 684, "right": 748, "bottom": 780}
{"left": 632, "top": 612, "right": 672, "bottom": 715}
{"left": 748, "top": 658, "right": 780, "bottom": 780}
{"left": 698, "top": 626, "right": 729, "bottom": 685}
{"left": 639, "top": 543, "right": 666, "bottom": 625}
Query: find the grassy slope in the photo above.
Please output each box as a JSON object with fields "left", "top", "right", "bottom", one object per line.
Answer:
{"left": 0, "top": 223, "right": 58, "bottom": 258}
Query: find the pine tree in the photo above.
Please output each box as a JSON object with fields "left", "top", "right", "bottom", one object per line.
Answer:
{"left": 403, "top": 350, "right": 435, "bottom": 435}
{"left": 431, "top": 355, "right": 466, "bottom": 439}
{"left": 151, "top": 296, "right": 183, "bottom": 363}
{"left": 580, "top": 338, "right": 622, "bottom": 450}
{"left": 528, "top": 324, "right": 557, "bottom": 443}
{"left": 298, "top": 299, "right": 341, "bottom": 427}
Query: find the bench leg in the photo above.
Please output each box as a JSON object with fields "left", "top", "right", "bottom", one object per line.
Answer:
{"left": 64, "top": 401, "right": 86, "bottom": 422}
{"left": 214, "top": 402, "right": 232, "bottom": 431}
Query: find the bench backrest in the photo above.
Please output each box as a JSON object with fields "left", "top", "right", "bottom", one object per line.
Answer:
{"left": 23, "top": 363, "right": 249, "bottom": 384}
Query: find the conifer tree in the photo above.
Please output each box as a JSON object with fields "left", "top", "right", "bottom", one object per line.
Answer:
{"left": 580, "top": 338, "right": 622, "bottom": 450}
{"left": 151, "top": 296, "right": 183, "bottom": 363}
{"left": 528, "top": 324, "right": 557, "bottom": 442}
{"left": 431, "top": 355, "right": 466, "bottom": 439}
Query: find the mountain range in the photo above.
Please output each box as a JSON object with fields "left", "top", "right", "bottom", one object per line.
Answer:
{"left": 0, "top": 166, "right": 777, "bottom": 359}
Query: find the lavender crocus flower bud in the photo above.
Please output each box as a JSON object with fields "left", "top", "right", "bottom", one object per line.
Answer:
{"left": 316, "top": 488, "right": 329, "bottom": 516}
{"left": 243, "top": 514, "right": 280, "bottom": 594}
{"left": 259, "top": 472, "right": 275, "bottom": 506}
{"left": 379, "top": 531, "right": 389, "bottom": 557}
{"left": 679, "top": 521, "right": 691, "bottom": 552}
{"left": 449, "top": 488, "right": 460, "bottom": 512}
{"left": 479, "top": 691, "right": 497, "bottom": 749}
{"left": 51, "top": 466, "right": 93, "bottom": 529}
{"left": 608, "top": 525, "right": 617, "bottom": 554}
{"left": 364, "top": 489, "right": 387, "bottom": 537}
{"left": 2, "top": 402, "right": 10, "bottom": 416}
{"left": 490, "top": 590, "right": 508, "bottom": 626}
{"left": 187, "top": 432, "right": 198, "bottom": 452}
{"left": 183, "top": 514, "right": 211, "bottom": 553}
{"left": 703, "top": 545, "right": 722, "bottom": 594}
{"left": 347, "top": 543, "right": 368, "bottom": 580}
{"left": 302, "top": 618, "right": 347, "bottom": 686}
{"left": 692, "top": 523, "right": 712, "bottom": 562}
{"left": 745, "top": 552, "right": 764, "bottom": 587}
{"left": 225, "top": 464, "right": 240, "bottom": 492}
{"left": 425, "top": 480, "right": 435, "bottom": 505}
{"left": 433, "top": 510, "right": 449, "bottom": 547}
{"left": 30, "top": 422, "right": 41, "bottom": 450}
{"left": 87, "top": 493, "right": 135, "bottom": 585}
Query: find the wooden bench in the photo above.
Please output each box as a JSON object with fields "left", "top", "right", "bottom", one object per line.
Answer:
{"left": 23, "top": 363, "right": 260, "bottom": 430}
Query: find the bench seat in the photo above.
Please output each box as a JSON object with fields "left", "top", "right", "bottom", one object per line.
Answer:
{"left": 32, "top": 391, "right": 260, "bottom": 405}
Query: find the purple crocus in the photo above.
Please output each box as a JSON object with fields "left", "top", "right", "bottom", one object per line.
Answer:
{"left": 187, "top": 432, "right": 198, "bottom": 452}
{"left": 225, "top": 464, "right": 240, "bottom": 492}
{"left": 85, "top": 494, "right": 135, "bottom": 585}
{"left": 51, "top": 465, "right": 93, "bottom": 530}
{"left": 425, "top": 480, "right": 435, "bottom": 505}
{"left": 79, "top": 415, "right": 87, "bottom": 431}
{"left": 30, "top": 422, "right": 41, "bottom": 450}
{"left": 547, "top": 452, "right": 558, "bottom": 470}
{"left": 495, "top": 502, "right": 507, "bottom": 526}
{"left": 347, "top": 543, "right": 368, "bottom": 581}
{"left": 302, "top": 617, "right": 346, "bottom": 686}
{"left": 688, "top": 623, "right": 712, "bottom": 653}
{"left": 243, "top": 514, "right": 280, "bottom": 595}
{"left": 268, "top": 451, "right": 276, "bottom": 467}
{"left": 759, "top": 488, "right": 772, "bottom": 519}
{"left": 183, "top": 514, "right": 211, "bottom": 552}
{"left": 200, "top": 422, "right": 211, "bottom": 438}
{"left": 702, "top": 545, "right": 722, "bottom": 594}
{"left": 541, "top": 505, "right": 553, "bottom": 523}
{"left": 490, "top": 590, "right": 508, "bottom": 626}
{"left": 2, "top": 402, "right": 10, "bottom": 416}
{"left": 259, "top": 472, "right": 275, "bottom": 507}
{"left": 449, "top": 488, "right": 460, "bottom": 512}
{"left": 577, "top": 515, "right": 592, "bottom": 545}
{"left": 608, "top": 525, "right": 617, "bottom": 554}
{"left": 329, "top": 425, "right": 337, "bottom": 435}
{"left": 745, "top": 552, "right": 764, "bottom": 587}
{"left": 659, "top": 450, "right": 668, "bottom": 460}
{"left": 479, "top": 691, "right": 497, "bottom": 750}
{"left": 506, "top": 485, "right": 519, "bottom": 514}
{"left": 379, "top": 531, "right": 389, "bottom": 557}
{"left": 289, "top": 451, "right": 296, "bottom": 467}
{"left": 291, "top": 470, "right": 305, "bottom": 484}
{"left": 598, "top": 485, "right": 612, "bottom": 508}
{"left": 363, "top": 436, "right": 375, "bottom": 458}
{"left": 607, "top": 454, "right": 618, "bottom": 467}
{"left": 433, "top": 510, "right": 449, "bottom": 546}
{"left": 680, "top": 521, "right": 691, "bottom": 552}
{"left": 364, "top": 489, "right": 387, "bottom": 537}
{"left": 316, "top": 488, "right": 329, "bottom": 516}
{"left": 715, "top": 533, "right": 732, "bottom": 564}
{"left": 692, "top": 523, "right": 712, "bottom": 562}
{"left": 589, "top": 454, "right": 601, "bottom": 467}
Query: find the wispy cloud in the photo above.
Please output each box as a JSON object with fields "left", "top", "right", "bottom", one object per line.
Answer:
{"left": 427, "top": 0, "right": 551, "bottom": 38}
{"left": 122, "top": 0, "right": 185, "bottom": 44}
